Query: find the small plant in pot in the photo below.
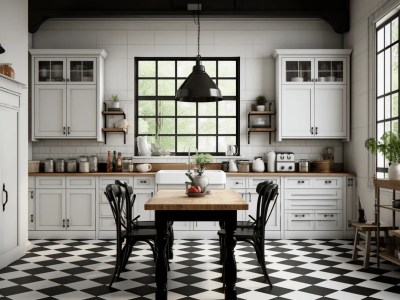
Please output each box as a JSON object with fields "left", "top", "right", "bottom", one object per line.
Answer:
{"left": 255, "top": 95, "right": 266, "bottom": 111}
{"left": 186, "top": 153, "right": 213, "bottom": 192}
{"left": 110, "top": 94, "right": 120, "bottom": 109}
{"left": 365, "top": 131, "right": 400, "bottom": 179}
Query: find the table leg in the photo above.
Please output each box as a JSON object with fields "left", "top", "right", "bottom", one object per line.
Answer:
{"left": 224, "top": 213, "right": 237, "bottom": 300}
{"left": 155, "top": 213, "right": 168, "bottom": 300}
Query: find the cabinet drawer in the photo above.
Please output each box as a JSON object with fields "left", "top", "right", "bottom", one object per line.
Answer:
{"left": 285, "top": 178, "right": 312, "bottom": 188}
{"left": 99, "top": 203, "right": 113, "bottom": 217}
{"left": 134, "top": 176, "right": 155, "bottom": 188}
{"left": 313, "top": 177, "right": 342, "bottom": 188}
{"left": 286, "top": 212, "right": 314, "bottom": 231}
{"left": 67, "top": 177, "right": 96, "bottom": 189}
{"left": 0, "top": 87, "right": 20, "bottom": 108}
{"left": 315, "top": 211, "right": 342, "bottom": 230}
{"left": 99, "top": 177, "right": 133, "bottom": 189}
{"left": 227, "top": 177, "right": 246, "bottom": 189}
{"left": 36, "top": 177, "right": 65, "bottom": 188}
{"left": 285, "top": 198, "right": 340, "bottom": 210}
{"left": 285, "top": 188, "right": 342, "bottom": 200}
{"left": 247, "top": 177, "right": 279, "bottom": 189}
{"left": 29, "top": 177, "right": 35, "bottom": 189}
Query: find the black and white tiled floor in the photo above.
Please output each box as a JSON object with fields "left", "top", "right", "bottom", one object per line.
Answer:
{"left": 1, "top": 239, "right": 400, "bottom": 300}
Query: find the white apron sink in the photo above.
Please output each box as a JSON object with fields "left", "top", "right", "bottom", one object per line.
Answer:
{"left": 155, "top": 170, "right": 226, "bottom": 185}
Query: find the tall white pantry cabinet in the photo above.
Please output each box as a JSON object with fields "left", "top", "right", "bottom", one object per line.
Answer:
{"left": 0, "top": 74, "right": 30, "bottom": 270}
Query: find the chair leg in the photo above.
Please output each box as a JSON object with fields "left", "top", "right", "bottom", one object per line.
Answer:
{"left": 352, "top": 228, "right": 360, "bottom": 262}
{"left": 110, "top": 240, "right": 124, "bottom": 287}
{"left": 168, "top": 223, "right": 174, "bottom": 259}
{"left": 256, "top": 239, "right": 272, "bottom": 287}
{"left": 121, "top": 242, "right": 134, "bottom": 274}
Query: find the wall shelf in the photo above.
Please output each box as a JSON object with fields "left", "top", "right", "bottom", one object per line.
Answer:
{"left": 102, "top": 110, "right": 126, "bottom": 144}
{"left": 247, "top": 111, "right": 276, "bottom": 144}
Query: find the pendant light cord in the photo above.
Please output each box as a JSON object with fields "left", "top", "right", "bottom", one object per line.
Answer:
{"left": 192, "top": 0, "right": 201, "bottom": 60}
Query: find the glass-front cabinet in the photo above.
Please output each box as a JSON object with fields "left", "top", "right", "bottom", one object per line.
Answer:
{"left": 282, "top": 57, "right": 346, "bottom": 84}
{"left": 34, "top": 58, "right": 96, "bottom": 84}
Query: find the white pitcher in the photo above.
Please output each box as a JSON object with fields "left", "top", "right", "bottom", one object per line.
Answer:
{"left": 228, "top": 159, "right": 238, "bottom": 172}
{"left": 136, "top": 136, "right": 151, "bottom": 156}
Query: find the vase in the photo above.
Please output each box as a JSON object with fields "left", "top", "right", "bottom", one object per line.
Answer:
{"left": 388, "top": 163, "right": 400, "bottom": 180}
{"left": 256, "top": 105, "right": 265, "bottom": 111}
{"left": 193, "top": 173, "right": 209, "bottom": 192}
{"left": 252, "top": 158, "right": 265, "bottom": 172}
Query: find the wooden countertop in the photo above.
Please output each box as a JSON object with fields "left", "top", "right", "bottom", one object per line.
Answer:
{"left": 28, "top": 171, "right": 355, "bottom": 176}
{"left": 145, "top": 189, "right": 248, "bottom": 211}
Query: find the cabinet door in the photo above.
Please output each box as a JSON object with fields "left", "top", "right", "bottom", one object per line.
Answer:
{"left": 315, "top": 58, "right": 346, "bottom": 84}
{"left": 28, "top": 189, "right": 35, "bottom": 230}
{"left": 66, "top": 189, "right": 96, "bottom": 230}
{"left": 67, "top": 58, "right": 96, "bottom": 84}
{"left": 134, "top": 189, "right": 155, "bottom": 221}
{"left": 0, "top": 107, "right": 18, "bottom": 254}
{"left": 67, "top": 85, "right": 97, "bottom": 137}
{"left": 34, "top": 85, "right": 66, "bottom": 137}
{"left": 281, "top": 85, "right": 314, "bottom": 137}
{"left": 281, "top": 58, "right": 314, "bottom": 83}
{"left": 314, "top": 84, "right": 346, "bottom": 138}
{"left": 34, "top": 58, "right": 66, "bottom": 84}
{"left": 36, "top": 189, "right": 65, "bottom": 230}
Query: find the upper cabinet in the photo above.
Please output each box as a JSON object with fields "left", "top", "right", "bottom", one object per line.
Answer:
{"left": 273, "top": 49, "right": 352, "bottom": 141}
{"left": 30, "top": 49, "right": 108, "bottom": 141}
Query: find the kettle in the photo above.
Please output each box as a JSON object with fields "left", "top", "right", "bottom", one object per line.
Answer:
{"left": 252, "top": 158, "right": 265, "bottom": 172}
{"left": 136, "top": 136, "right": 151, "bottom": 156}
{"left": 228, "top": 159, "right": 238, "bottom": 172}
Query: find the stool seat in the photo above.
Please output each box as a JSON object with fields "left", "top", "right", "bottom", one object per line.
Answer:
{"left": 351, "top": 222, "right": 391, "bottom": 268}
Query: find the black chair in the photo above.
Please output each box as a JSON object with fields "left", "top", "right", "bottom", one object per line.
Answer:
{"left": 104, "top": 181, "right": 159, "bottom": 287}
{"left": 218, "top": 183, "right": 279, "bottom": 287}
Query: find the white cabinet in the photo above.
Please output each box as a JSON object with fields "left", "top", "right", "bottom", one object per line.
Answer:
{"left": 30, "top": 49, "right": 107, "bottom": 141}
{"left": 274, "top": 49, "right": 352, "bottom": 141}
{"left": 283, "top": 176, "right": 344, "bottom": 239}
{"left": 28, "top": 189, "right": 35, "bottom": 230}
{"left": 31, "top": 176, "right": 96, "bottom": 238}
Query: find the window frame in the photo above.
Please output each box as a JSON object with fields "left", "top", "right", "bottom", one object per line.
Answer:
{"left": 134, "top": 57, "right": 240, "bottom": 156}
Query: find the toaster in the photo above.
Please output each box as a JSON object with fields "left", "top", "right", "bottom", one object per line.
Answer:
{"left": 276, "top": 152, "right": 295, "bottom": 172}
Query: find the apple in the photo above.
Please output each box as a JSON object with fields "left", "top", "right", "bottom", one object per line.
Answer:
{"left": 188, "top": 185, "right": 202, "bottom": 193}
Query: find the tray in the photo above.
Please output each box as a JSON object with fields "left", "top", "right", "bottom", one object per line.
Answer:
{"left": 186, "top": 191, "right": 207, "bottom": 197}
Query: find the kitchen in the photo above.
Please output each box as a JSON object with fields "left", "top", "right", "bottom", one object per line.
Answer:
{"left": 1, "top": 0, "right": 400, "bottom": 299}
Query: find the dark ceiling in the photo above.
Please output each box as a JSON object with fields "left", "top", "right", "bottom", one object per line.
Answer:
{"left": 29, "top": 0, "right": 350, "bottom": 34}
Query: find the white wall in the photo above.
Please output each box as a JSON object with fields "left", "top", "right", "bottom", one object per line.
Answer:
{"left": 344, "top": 0, "right": 396, "bottom": 222}
{"left": 31, "top": 18, "right": 346, "bottom": 165}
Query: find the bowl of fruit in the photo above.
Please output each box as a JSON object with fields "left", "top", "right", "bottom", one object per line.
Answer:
{"left": 185, "top": 183, "right": 206, "bottom": 197}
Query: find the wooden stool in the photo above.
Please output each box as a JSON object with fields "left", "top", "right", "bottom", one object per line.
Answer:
{"left": 352, "top": 222, "right": 391, "bottom": 268}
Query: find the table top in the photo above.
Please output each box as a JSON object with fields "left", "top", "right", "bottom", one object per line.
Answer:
{"left": 144, "top": 189, "right": 248, "bottom": 211}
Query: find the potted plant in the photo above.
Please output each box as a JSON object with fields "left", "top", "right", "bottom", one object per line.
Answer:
{"left": 365, "top": 131, "right": 400, "bottom": 180}
{"left": 255, "top": 95, "right": 266, "bottom": 111}
{"left": 110, "top": 94, "right": 120, "bottom": 109}
{"left": 188, "top": 153, "right": 213, "bottom": 192}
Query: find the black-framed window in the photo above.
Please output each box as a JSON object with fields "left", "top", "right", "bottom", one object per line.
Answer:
{"left": 134, "top": 57, "right": 240, "bottom": 156}
{"left": 376, "top": 14, "right": 399, "bottom": 178}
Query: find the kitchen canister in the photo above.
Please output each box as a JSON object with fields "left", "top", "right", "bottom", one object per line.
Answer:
{"left": 44, "top": 159, "right": 54, "bottom": 173}
{"left": 89, "top": 155, "right": 98, "bottom": 172}
{"left": 267, "top": 150, "right": 276, "bottom": 172}
{"left": 299, "top": 159, "right": 309, "bottom": 172}
{"left": 252, "top": 158, "right": 265, "bottom": 172}
{"left": 122, "top": 157, "right": 135, "bottom": 172}
{"left": 66, "top": 159, "right": 77, "bottom": 172}
{"left": 78, "top": 156, "right": 89, "bottom": 173}
{"left": 55, "top": 159, "right": 65, "bottom": 173}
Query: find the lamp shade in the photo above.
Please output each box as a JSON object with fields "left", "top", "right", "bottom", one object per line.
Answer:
{"left": 175, "top": 60, "right": 223, "bottom": 102}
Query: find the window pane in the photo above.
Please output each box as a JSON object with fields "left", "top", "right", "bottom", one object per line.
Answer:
{"left": 177, "top": 102, "right": 196, "bottom": 116}
{"left": 159, "top": 136, "right": 175, "bottom": 153}
{"left": 393, "top": 119, "right": 399, "bottom": 133}
{"left": 385, "top": 23, "right": 391, "bottom": 47}
{"left": 158, "top": 79, "right": 175, "bottom": 96}
{"left": 138, "top": 61, "right": 156, "bottom": 77}
{"left": 198, "top": 102, "right": 217, "bottom": 116}
{"left": 392, "top": 44, "right": 399, "bottom": 91}
{"left": 218, "top": 101, "right": 236, "bottom": 116}
{"left": 392, "top": 18, "right": 399, "bottom": 43}
{"left": 138, "top": 79, "right": 156, "bottom": 96}
{"left": 198, "top": 118, "right": 216, "bottom": 134}
{"left": 219, "top": 61, "right": 236, "bottom": 77}
{"left": 377, "top": 28, "right": 384, "bottom": 52}
{"left": 202, "top": 61, "right": 216, "bottom": 77}
{"left": 158, "top": 61, "right": 175, "bottom": 77}
{"left": 138, "top": 118, "right": 156, "bottom": 134}
{"left": 385, "top": 96, "right": 391, "bottom": 119}
{"left": 218, "top": 118, "right": 236, "bottom": 134}
{"left": 158, "top": 118, "right": 175, "bottom": 134}
{"left": 177, "top": 118, "right": 196, "bottom": 134}
{"left": 198, "top": 136, "right": 216, "bottom": 152}
{"left": 177, "top": 136, "right": 196, "bottom": 152}
{"left": 377, "top": 53, "right": 384, "bottom": 96}
{"left": 158, "top": 101, "right": 175, "bottom": 116}
{"left": 218, "top": 79, "right": 236, "bottom": 96}
{"left": 385, "top": 49, "right": 391, "bottom": 93}
{"left": 393, "top": 93, "right": 399, "bottom": 118}
{"left": 177, "top": 61, "right": 195, "bottom": 77}
{"left": 138, "top": 100, "right": 156, "bottom": 116}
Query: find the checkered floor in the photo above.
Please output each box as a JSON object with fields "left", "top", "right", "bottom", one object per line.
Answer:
{"left": 1, "top": 239, "right": 400, "bottom": 300}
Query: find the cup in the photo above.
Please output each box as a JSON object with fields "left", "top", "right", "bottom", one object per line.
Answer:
{"left": 226, "top": 145, "right": 238, "bottom": 156}
{"left": 136, "top": 163, "right": 152, "bottom": 173}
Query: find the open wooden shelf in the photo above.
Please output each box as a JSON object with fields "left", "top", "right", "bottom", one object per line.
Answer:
{"left": 102, "top": 109, "right": 127, "bottom": 144}
{"left": 102, "top": 128, "right": 127, "bottom": 132}
{"left": 102, "top": 111, "right": 125, "bottom": 116}
{"left": 379, "top": 205, "right": 400, "bottom": 212}
{"left": 247, "top": 111, "right": 276, "bottom": 144}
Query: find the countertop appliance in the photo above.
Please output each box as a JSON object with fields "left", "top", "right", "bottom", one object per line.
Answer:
{"left": 276, "top": 152, "right": 295, "bottom": 172}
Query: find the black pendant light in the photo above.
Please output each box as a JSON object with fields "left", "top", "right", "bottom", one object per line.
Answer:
{"left": 0, "top": 44, "right": 5, "bottom": 54}
{"left": 175, "top": 2, "right": 222, "bottom": 102}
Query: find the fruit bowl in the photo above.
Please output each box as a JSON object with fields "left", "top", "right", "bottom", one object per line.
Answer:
{"left": 186, "top": 191, "right": 207, "bottom": 197}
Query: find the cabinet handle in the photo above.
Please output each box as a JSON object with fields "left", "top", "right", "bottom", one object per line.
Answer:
{"left": 295, "top": 214, "right": 305, "bottom": 218}
{"left": 324, "top": 214, "right": 335, "bottom": 218}
{"left": 67, "top": 127, "right": 70, "bottom": 135}
{"left": 315, "top": 127, "right": 318, "bottom": 135}
{"left": 30, "top": 214, "right": 34, "bottom": 222}
{"left": 297, "top": 180, "right": 304, "bottom": 184}
{"left": 67, "top": 219, "right": 70, "bottom": 227}
{"left": 325, "top": 180, "right": 332, "bottom": 184}
{"left": 62, "top": 219, "right": 65, "bottom": 227}
{"left": 140, "top": 180, "right": 148, "bottom": 184}
{"left": 235, "top": 181, "right": 240, "bottom": 185}
{"left": 2, "top": 183, "right": 8, "bottom": 212}
{"left": 151, "top": 192, "right": 154, "bottom": 197}
{"left": 30, "top": 191, "right": 34, "bottom": 198}
{"left": 310, "top": 127, "right": 314, "bottom": 135}
{"left": 63, "top": 126, "right": 66, "bottom": 135}
{"left": 248, "top": 192, "right": 251, "bottom": 202}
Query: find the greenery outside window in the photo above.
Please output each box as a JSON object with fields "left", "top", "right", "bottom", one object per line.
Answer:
{"left": 376, "top": 13, "right": 399, "bottom": 178}
{"left": 135, "top": 57, "right": 240, "bottom": 155}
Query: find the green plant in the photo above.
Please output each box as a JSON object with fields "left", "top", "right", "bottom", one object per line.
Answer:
{"left": 256, "top": 95, "right": 266, "bottom": 105}
{"left": 111, "top": 94, "right": 119, "bottom": 102}
{"left": 365, "top": 131, "right": 400, "bottom": 164}
{"left": 193, "top": 153, "right": 213, "bottom": 174}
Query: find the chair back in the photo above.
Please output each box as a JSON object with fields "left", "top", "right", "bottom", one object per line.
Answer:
{"left": 255, "top": 183, "right": 279, "bottom": 233}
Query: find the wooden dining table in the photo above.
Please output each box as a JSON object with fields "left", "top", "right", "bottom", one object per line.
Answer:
{"left": 145, "top": 189, "right": 248, "bottom": 300}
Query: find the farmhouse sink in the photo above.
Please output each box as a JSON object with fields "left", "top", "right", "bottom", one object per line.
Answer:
{"left": 155, "top": 170, "right": 226, "bottom": 185}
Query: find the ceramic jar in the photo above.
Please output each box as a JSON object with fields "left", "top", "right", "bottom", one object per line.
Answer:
{"left": 267, "top": 150, "right": 276, "bottom": 172}
{"left": 252, "top": 158, "right": 265, "bottom": 172}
